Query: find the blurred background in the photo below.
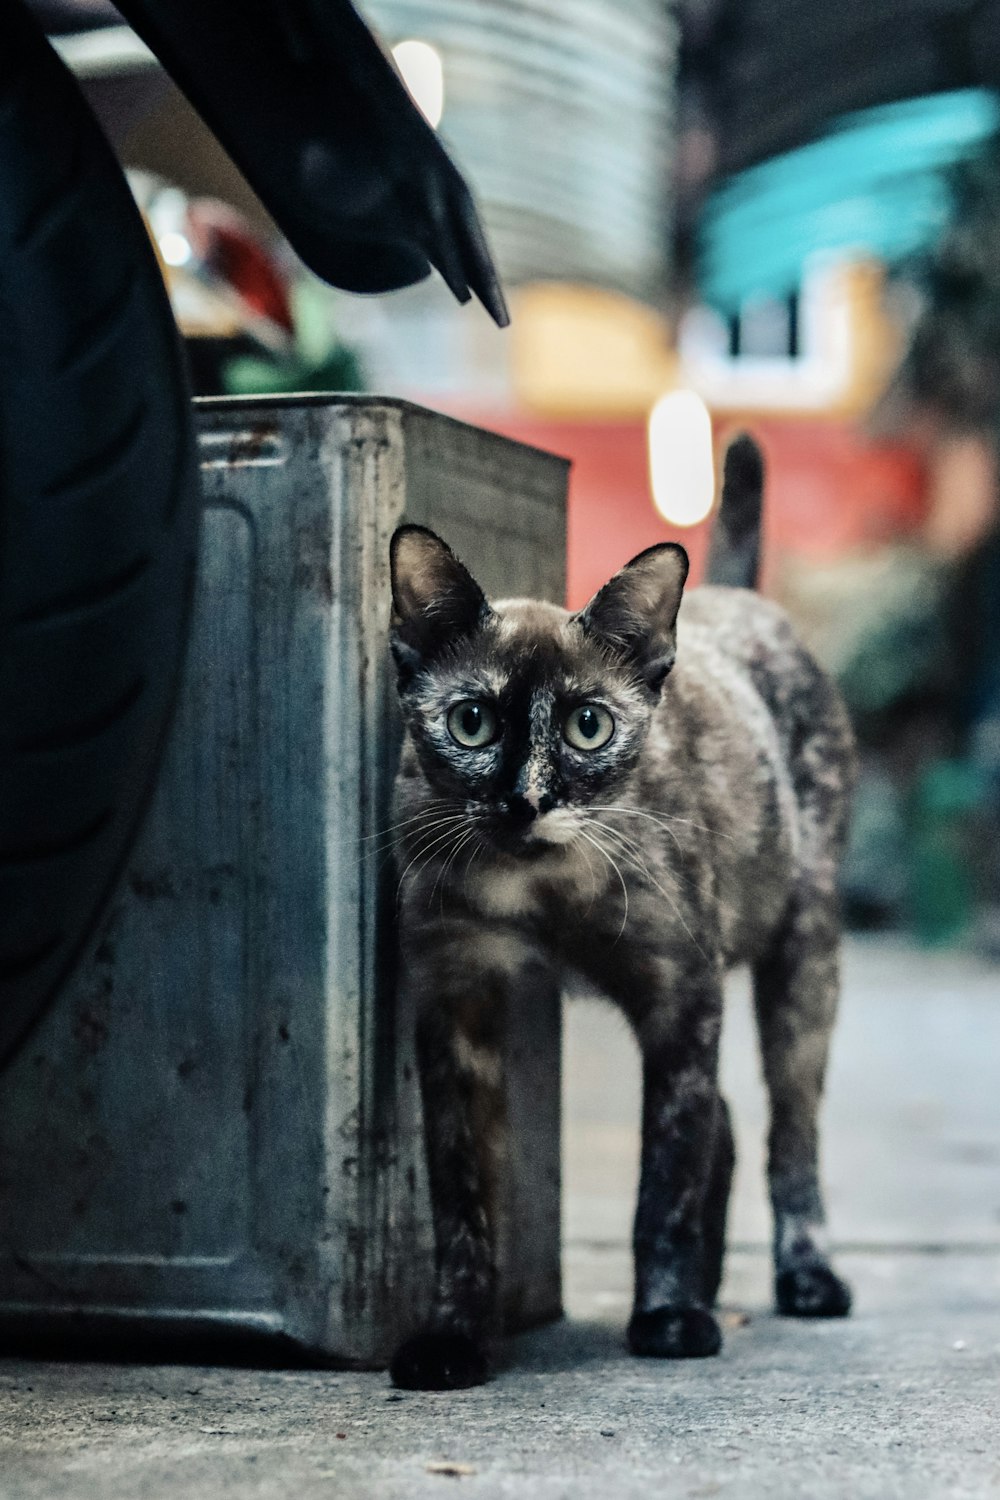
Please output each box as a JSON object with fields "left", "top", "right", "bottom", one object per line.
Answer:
{"left": 34, "top": 0, "right": 1000, "bottom": 955}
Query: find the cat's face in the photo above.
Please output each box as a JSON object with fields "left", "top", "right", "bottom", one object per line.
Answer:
{"left": 390, "top": 527, "right": 688, "bottom": 856}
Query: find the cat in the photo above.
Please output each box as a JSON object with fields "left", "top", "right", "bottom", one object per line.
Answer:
{"left": 387, "top": 434, "right": 855, "bottom": 1391}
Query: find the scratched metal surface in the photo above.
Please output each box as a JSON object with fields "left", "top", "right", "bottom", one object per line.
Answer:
{"left": 0, "top": 396, "right": 568, "bottom": 1367}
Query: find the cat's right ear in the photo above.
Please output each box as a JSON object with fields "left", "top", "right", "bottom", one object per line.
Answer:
{"left": 390, "top": 525, "right": 491, "bottom": 678}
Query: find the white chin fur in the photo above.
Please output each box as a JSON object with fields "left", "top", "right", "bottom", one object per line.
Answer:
{"left": 531, "top": 808, "right": 579, "bottom": 846}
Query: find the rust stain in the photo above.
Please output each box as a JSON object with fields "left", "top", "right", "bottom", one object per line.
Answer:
{"left": 238, "top": 423, "right": 279, "bottom": 463}
{"left": 292, "top": 513, "right": 334, "bottom": 603}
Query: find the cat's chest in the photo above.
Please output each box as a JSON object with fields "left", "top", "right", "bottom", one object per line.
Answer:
{"left": 465, "top": 865, "right": 547, "bottom": 922}
{"left": 464, "top": 856, "right": 587, "bottom": 925}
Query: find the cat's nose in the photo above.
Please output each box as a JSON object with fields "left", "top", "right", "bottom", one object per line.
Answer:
{"left": 505, "top": 794, "right": 538, "bottom": 826}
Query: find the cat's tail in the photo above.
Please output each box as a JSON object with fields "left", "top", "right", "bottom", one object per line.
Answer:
{"left": 705, "top": 433, "right": 764, "bottom": 590}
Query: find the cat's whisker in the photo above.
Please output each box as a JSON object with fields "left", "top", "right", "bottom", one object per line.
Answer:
{"left": 586, "top": 817, "right": 656, "bottom": 864}
{"left": 364, "top": 804, "right": 464, "bottom": 840}
{"left": 585, "top": 817, "right": 681, "bottom": 891}
{"left": 591, "top": 815, "right": 680, "bottom": 886}
{"left": 588, "top": 805, "right": 737, "bottom": 844}
{"left": 589, "top": 819, "right": 713, "bottom": 966}
{"left": 666, "top": 816, "right": 737, "bottom": 841}
{"left": 373, "top": 846, "right": 405, "bottom": 879}
{"left": 395, "top": 823, "right": 472, "bottom": 902}
{"left": 430, "top": 826, "right": 478, "bottom": 910}
{"left": 588, "top": 820, "right": 676, "bottom": 909}
{"left": 461, "top": 835, "right": 486, "bottom": 898}
{"left": 452, "top": 828, "right": 481, "bottom": 884}
{"left": 575, "top": 826, "right": 629, "bottom": 941}
{"left": 350, "top": 799, "right": 461, "bottom": 849}
{"left": 590, "top": 806, "right": 686, "bottom": 858}
{"left": 361, "top": 798, "right": 459, "bottom": 840}
{"left": 590, "top": 814, "right": 742, "bottom": 926}
{"left": 373, "top": 803, "right": 467, "bottom": 838}
{"left": 611, "top": 822, "right": 743, "bottom": 924}
{"left": 373, "top": 830, "right": 461, "bottom": 873}
{"left": 409, "top": 822, "right": 466, "bottom": 870}
{"left": 368, "top": 812, "right": 468, "bottom": 859}
{"left": 570, "top": 832, "right": 600, "bottom": 913}
{"left": 417, "top": 813, "right": 490, "bottom": 908}
{"left": 588, "top": 816, "right": 699, "bottom": 905}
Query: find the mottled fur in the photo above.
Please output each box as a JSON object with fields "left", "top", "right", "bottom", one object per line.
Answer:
{"left": 388, "top": 438, "right": 856, "bottom": 1390}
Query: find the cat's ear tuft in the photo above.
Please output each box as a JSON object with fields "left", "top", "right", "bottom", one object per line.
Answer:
{"left": 390, "top": 525, "right": 491, "bottom": 675}
{"left": 576, "top": 542, "right": 689, "bottom": 692}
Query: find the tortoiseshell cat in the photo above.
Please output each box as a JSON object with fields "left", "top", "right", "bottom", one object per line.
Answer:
{"left": 388, "top": 436, "right": 855, "bottom": 1390}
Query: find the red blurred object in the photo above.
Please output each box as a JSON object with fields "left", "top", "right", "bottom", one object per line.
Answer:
{"left": 437, "top": 408, "right": 927, "bottom": 609}
{"left": 186, "top": 199, "right": 294, "bottom": 333}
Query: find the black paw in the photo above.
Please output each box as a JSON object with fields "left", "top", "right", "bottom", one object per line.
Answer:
{"left": 627, "top": 1305, "right": 722, "bottom": 1359}
{"left": 776, "top": 1265, "right": 852, "bottom": 1318}
{"left": 390, "top": 1329, "right": 489, "bottom": 1391}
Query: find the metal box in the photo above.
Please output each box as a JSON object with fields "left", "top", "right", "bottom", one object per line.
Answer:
{"left": 0, "top": 396, "right": 568, "bottom": 1366}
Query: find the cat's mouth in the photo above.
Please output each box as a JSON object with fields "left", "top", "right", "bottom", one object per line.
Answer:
{"left": 488, "top": 807, "right": 578, "bottom": 857}
{"left": 499, "top": 837, "right": 555, "bottom": 863}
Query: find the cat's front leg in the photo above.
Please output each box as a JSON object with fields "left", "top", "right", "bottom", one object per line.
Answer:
{"left": 626, "top": 970, "right": 728, "bottom": 1360}
{"left": 391, "top": 923, "right": 547, "bottom": 1390}
{"left": 390, "top": 993, "right": 500, "bottom": 1391}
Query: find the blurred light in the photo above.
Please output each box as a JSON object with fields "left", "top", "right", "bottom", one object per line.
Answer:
{"left": 159, "top": 232, "right": 192, "bottom": 267}
{"left": 392, "top": 39, "right": 444, "bottom": 128}
{"left": 512, "top": 284, "right": 678, "bottom": 417}
{"left": 648, "top": 390, "right": 715, "bottom": 527}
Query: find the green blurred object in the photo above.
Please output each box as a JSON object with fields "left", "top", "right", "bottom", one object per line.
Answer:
{"left": 222, "top": 275, "right": 365, "bottom": 396}
{"left": 223, "top": 346, "right": 364, "bottom": 395}
{"left": 908, "top": 759, "right": 986, "bottom": 947}
{"left": 841, "top": 762, "right": 908, "bottom": 929}
{"left": 781, "top": 546, "right": 949, "bottom": 734}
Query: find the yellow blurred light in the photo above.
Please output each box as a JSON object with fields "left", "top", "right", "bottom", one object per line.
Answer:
{"left": 648, "top": 390, "right": 715, "bottom": 527}
{"left": 511, "top": 284, "right": 677, "bottom": 418}
{"left": 392, "top": 40, "right": 444, "bottom": 128}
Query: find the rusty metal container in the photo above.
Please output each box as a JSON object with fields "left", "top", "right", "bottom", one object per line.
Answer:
{"left": 0, "top": 396, "right": 568, "bottom": 1365}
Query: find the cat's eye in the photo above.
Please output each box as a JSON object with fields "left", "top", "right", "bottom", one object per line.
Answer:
{"left": 564, "top": 703, "right": 615, "bottom": 751}
{"left": 447, "top": 699, "right": 498, "bottom": 749}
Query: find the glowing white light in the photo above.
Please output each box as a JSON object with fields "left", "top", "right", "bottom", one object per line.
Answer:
{"left": 648, "top": 390, "right": 716, "bottom": 527}
{"left": 392, "top": 39, "right": 444, "bottom": 128}
{"left": 159, "top": 232, "right": 192, "bottom": 268}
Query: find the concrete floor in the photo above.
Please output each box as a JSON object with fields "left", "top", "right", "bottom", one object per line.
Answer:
{"left": 3, "top": 938, "right": 1000, "bottom": 1499}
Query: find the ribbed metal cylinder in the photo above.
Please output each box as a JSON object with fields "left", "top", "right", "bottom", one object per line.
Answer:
{"left": 362, "top": 0, "right": 677, "bottom": 301}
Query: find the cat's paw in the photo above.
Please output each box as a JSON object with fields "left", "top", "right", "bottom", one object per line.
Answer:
{"left": 627, "top": 1305, "right": 722, "bottom": 1359}
{"left": 775, "top": 1265, "right": 852, "bottom": 1318}
{"left": 390, "top": 1329, "right": 489, "bottom": 1391}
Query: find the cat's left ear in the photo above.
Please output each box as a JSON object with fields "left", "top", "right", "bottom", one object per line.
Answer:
{"left": 576, "top": 542, "right": 689, "bottom": 692}
{"left": 390, "top": 524, "right": 492, "bottom": 676}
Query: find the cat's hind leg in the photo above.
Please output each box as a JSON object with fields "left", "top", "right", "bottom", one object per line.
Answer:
{"left": 752, "top": 894, "right": 851, "bottom": 1318}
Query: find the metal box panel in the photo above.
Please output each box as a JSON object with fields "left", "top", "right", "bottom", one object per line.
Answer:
{"left": 0, "top": 396, "right": 568, "bottom": 1365}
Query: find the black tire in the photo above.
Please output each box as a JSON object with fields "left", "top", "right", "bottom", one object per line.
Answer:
{"left": 0, "top": 0, "right": 201, "bottom": 1064}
